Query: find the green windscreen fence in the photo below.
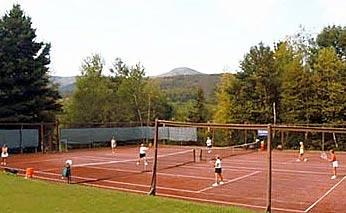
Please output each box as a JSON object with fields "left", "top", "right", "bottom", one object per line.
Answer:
{"left": 60, "top": 127, "right": 197, "bottom": 145}
{"left": 0, "top": 129, "right": 39, "bottom": 149}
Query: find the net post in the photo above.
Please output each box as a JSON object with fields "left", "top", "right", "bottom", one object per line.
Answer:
{"left": 148, "top": 119, "right": 159, "bottom": 196}
{"left": 322, "top": 132, "right": 325, "bottom": 152}
{"left": 265, "top": 124, "right": 272, "bottom": 213}
{"left": 193, "top": 149, "right": 196, "bottom": 162}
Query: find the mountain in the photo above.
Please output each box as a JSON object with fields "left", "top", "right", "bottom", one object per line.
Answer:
{"left": 157, "top": 67, "right": 204, "bottom": 77}
{"left": 50, "top": 69, "right": 224, "bottom": 100}
{"left": 50, "top": 76, "right": 76, "bottom": 95}
{"left": 157, "top": 73, "right": 222, "bottom": 101}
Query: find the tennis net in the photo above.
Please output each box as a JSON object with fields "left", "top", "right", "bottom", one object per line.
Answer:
{"left": 199, "top": 141, "right": 259, "bottom": 161}
{"left": 71, "top": 148, "right": 196, "bottom": 176}
{"left": 156, "top": 149, "right": 196, "bottom": 171}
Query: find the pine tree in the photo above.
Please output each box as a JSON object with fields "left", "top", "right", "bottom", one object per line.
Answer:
{"left": 0, "top": 5, "right": 61, "bottom": 122}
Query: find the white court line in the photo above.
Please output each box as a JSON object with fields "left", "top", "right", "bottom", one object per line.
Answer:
{"left": 32, "top": 170, "right": 203, "bottom": 194}
{"left": 11, "top": 158, "right": 63, "bottom": 164}
{"left": 156, "top": 193, "right": 305, "bottom": 213}
{"left": 304, "top": 176, "right": 346, "bottom": 212}
{"left": 80, "top": 165, "right": 217, "bottom": 181}
{"left": 73, "top": 158, "right": 138, "bottom": 167}
{"left": 18, "top": 169, "right": 305, "bottom": 212}
{"left": 197, "top": 171, "right": 261, "bottom": 193}
{"left": 183, "top": 164, "right": 340, "bottom": 176}
{"left": 73, "top": 149, "right": 192, "bottom": 167}
{"left": 223, "top": 158, "right": 345, "bottom": 169}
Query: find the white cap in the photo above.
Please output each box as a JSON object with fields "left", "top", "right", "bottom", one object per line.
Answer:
{"left": 66, "top": 160, "right": 73, "bottom": 165}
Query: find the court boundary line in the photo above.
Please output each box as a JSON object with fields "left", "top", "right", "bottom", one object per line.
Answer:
{"left": 13, "top": 168, "right": 306, "bottom": 212}
{"left": 35, "top": 167, "right": 340, "bottom": 208}
{"left": 33, "top": 170, "right": 209, "bottom": 194}
{"left": 183, "top": 164, "right": 345, "bottom": 176}
{"left": 226, "top": 158, "right": 342, "bottom": 169}
{"left": 304, "top": 176, "right": 346, "bottom": 212}
{"left": 156, "top": 193, "right": 304, "bottom": 213}
{"left": 197, "top": 171, "right": 261, "bottom": 193}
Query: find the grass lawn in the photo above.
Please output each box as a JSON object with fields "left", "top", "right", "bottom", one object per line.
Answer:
{"left": 0, "top": 172, "right": 255, "bottom": 213}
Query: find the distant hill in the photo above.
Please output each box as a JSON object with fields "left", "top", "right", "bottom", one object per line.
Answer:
{"left": 157, "top": 74, "right": 222, "bottom": 101}
{"left": 157, "top": 67, "right": 204, "bottom": 77}
{"left": 50, "top": 76, "right": 76, "bottom": 95}
{"left": 50, "top": 70, "right": 224, "bottom": 100}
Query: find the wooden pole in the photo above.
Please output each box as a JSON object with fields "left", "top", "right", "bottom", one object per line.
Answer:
{"left": 56, "top": 120, "right": 60, "bottom": 152}
{"left": 148, "top": 119, "right": 159, "bottom": 195}
{"left": 20, "top": 124, "right": 23, "bottom": 154}
{"left": 322, "top": 132, "right": 325, "bottom": 152}
{"left": 265, "top": 124, "right": 272, "bottom": 213}
{"left": 40, "top": 123, "right": 44, "bottom": 154}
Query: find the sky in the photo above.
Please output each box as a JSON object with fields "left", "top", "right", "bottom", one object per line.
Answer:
{"left": 0, "top": 0, "right": 345, "bottom": 77}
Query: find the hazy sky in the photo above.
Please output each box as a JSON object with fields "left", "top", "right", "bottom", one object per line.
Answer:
{"left": 1, "top": 0, "right": 345, "bottom": 77}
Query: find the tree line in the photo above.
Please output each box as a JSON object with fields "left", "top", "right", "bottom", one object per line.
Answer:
{"left": 214, "top": 26, "right": 346, "bottom": 125}
{"left": 0, "top": 5, "right": 345, "bottom": 127}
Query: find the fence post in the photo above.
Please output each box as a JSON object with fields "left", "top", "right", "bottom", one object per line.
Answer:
{"left": 20, "top": 124, "right": 23, "bottom": 153}
{"left": 148, "top": 119, "right": 159, "bottom": 195}
{"left": 265, "top": 124, "right": 272, "bottom": 213}
{"left": 40, "top": 123, "right": 44, "bottom": 154}
{"left": 56, "top": 120, "right": 60, "bottom": 152}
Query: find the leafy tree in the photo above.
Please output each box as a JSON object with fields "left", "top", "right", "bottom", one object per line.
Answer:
{"left": 316, "top": 25, "right": 346, "bottom": 60}
{"left": 237, "top": 43, "right": 279, "bottom": 123}
{"left": 63, "top": 54, "right": 112, "bottom": 123}
{"left": 0, "top": 4, "right": 61, "bottom": 122}
{"left": 112, "top": 60, "right": 147, "bottom": 124}
{"left": 311, "top": 47, "right": 346, "bottom": 123}
{"left": 187, "top": 87, "right": 208, "bottom": 122}
{"left": 275, "top": 42, "right": 310, "bottom": 124}
{"left": 144, "top": 80, "right": 172, "bottom": 121}
{"left": 213, "top": 73, "right": 235, "bottom": 123}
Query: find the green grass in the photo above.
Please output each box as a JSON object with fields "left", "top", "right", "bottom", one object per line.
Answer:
{"left": 0, "top": 172, "right": 254, "bottom": 213}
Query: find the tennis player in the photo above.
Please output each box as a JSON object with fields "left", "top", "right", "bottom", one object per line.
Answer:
{"left": 212, "top": 155, "right": 224, "bottom": 186}
{"left": 328, "top": 149, "right": 338, "bottom": 180}
{"left": 297, "top": 141, "right": 307, "bottom": 162}
{"left": 137, "top": 144, "right": 148, "bottom": 166}
{"left": 1, "top": 144, "right": 9, "bottom": 166}
{"left": 111, "top": 136, "right": 117, "bottom": 154}
{"left": 61, "top": 160, "right": 72, "bottom": 184}
{"left": 206, "top": 137, "right": 212, "bottom": 153}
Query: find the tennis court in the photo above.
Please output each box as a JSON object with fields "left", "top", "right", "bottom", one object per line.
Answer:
{"left": 2, "top": 145, "right": 345, "bottom": 213}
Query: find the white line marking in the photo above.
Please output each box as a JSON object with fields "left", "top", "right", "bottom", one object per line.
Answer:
{"left": 83, "top": 183, "right": 148, "bottom": 194}
{"left": 73, "top": 149, "right": 193, "bottom": 167}
{"left": 197, "top": 171, "right": 261, "bottom": 193}
{"left": 156, "top": 193, "right": 305, "bottom": 213}
{"left": 304, "top": 176, "right": 346, "bottom": 212}
{"left": 30, "top": 170, "right": 201, "bottom": 193}
{"left": 16, "top": 170, "right": 305, "bottom": 212}
{"left": 77, "top": 166, "right": 217, "bottom": 181}
{"left": 183, "top": 164, "right": 342, "bottom": 176}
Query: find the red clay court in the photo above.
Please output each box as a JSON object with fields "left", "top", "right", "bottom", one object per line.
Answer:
{"left": 1, "top": 146, "right": 345, "bottom": 213}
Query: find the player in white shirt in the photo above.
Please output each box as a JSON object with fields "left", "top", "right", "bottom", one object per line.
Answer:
{"left": 137, "top": 144, "right": 148, "bottom": 166}
{"left": 212, "top": 155, "right": 224, "bottom": 186}
{"left": 297, "top": 141, "right": 307, "bottom": 162}
{"left": 206, "top": 137, "right": 212, "bottom": 153}
{"left": 111, "top": 136, "right": 117, "bottom": 154}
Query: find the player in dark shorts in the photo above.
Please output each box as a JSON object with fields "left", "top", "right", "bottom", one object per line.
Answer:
{"left": 212, "top": 155, "right": 224, "bottom": 186}
{"left": 137, "top": 144, "right": 148, "bottom": 166}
